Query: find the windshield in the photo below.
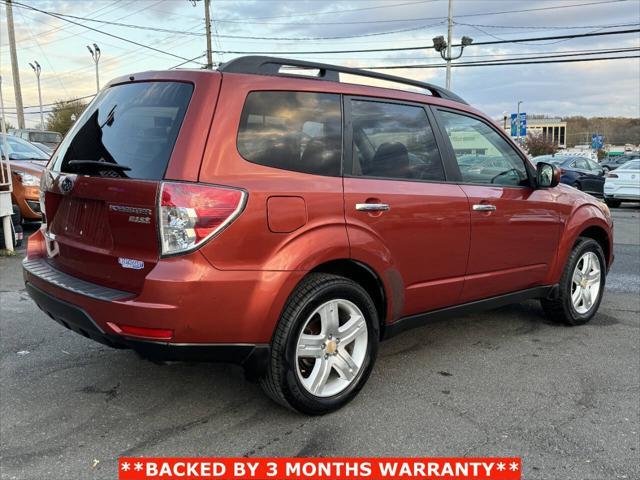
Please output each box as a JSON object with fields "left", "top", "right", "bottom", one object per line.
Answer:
{"left": 619, "top": 160, "right": 640, "bottom": 171}
{"left": 52, "top": 81, "right": 193, "bottom": 180}
{"left": 1, "top": 135, "right": 49, "bottom": 160}
{"left": 29, "top": 131, "right": 62, "bottom": 144}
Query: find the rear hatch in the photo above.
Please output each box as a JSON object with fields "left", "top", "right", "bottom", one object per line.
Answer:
{"left": 42, "top": 74, "right": 219, "bottom": 293}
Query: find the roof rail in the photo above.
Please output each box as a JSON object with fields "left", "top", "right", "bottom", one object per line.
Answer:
{"left": 218, "top": 56, "right": 468, "bottom": 105}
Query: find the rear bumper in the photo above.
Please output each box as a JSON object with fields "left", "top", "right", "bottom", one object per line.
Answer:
{"left": 603, "top": 184, "right": 640, "bottom": 200}
{"left": 23, "top": 229, "right": 305, "bottom": 367}
{"left": 24, "top": 280, "right": 270, "bottom": 376}
{"left": 12, "top": 187, "right": 42, "bottom": 220}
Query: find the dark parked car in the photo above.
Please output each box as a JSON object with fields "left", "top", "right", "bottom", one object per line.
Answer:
{"left": 532, "top": 155, "right": 605, "bottom": 197}
{"left": 601, "top": 154, "right": 640, "bottom": 172}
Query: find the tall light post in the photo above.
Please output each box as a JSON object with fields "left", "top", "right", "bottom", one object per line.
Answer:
{"left": 503, "top": 111, "right": 508, "bottom": 132}
{"left": 432, "top": 35, "right": 473, "bottom": 90}
{"left": 445, "top": 0, "right": 453, "bottom": 89}
{"left": 516, "top": 100, "right": 524, "bottom": 144}
{"left": 28, "top": 61, "right": 43, "bottom": 130}
{"left": 87, "top": 43, "right": 101, "bottom": 93}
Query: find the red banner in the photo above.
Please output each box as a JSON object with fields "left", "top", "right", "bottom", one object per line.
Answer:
{"left": 118, "top": 457, "right": 521, "bottom": 480}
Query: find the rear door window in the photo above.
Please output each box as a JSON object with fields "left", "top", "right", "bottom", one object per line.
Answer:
{"left": 573, "top": 158, "right": 589, "bottom": 170}
{"left": 51, "top": 81, "right": 193, "bottom": 180}
{"left": 237, "top": 91, "right": 342, "bottom": 176}
{"left": 349, "top": 99, "right": 445, "bottom": 181}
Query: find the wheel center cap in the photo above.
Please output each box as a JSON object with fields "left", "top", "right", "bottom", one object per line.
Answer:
{"left": 326, "top": 340, "right": 337, "bottom": 355}
{"left": 580, "top": 279, "right": 588, "bottom": 288}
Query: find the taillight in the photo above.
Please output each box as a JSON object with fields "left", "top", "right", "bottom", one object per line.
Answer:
{"left": 606, "top": 173, "right": 618, "bottom": 178}
{"left": 159, "top": 182, "right": 246, "bottom": 256}
{"left": 39, "top": 171, "right": 52, "bottom": 224}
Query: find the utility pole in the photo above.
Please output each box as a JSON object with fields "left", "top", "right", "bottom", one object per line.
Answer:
{"left": 191, "top": 0, "right": 214, "bottom": 69}
{"left": 204, "top": 0, "right": 213, "bottom": 69}
{"left": 29, "top": 62, "right": 43, "bottom": 130}
{"left": 87, "top": 43, "right": 101, "bottom": 93}
{"left": 5, "top": 0, "right": 25, "bottom": 129}
{"left": 1, "top": 76, "right": 15, "bottom": 252}
{"left": 445, "top": 0, "right": 453, "bottom": 89}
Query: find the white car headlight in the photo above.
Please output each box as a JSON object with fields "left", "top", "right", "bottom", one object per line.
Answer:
{"left": 13, "top": 170, "right": 40, "bottom": 186}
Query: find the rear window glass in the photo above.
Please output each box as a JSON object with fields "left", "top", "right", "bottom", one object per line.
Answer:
{"left": 52, "top": 81, "right": 193, "bottom": 180}
{"left": 237, "top": 91, "right": 342, "bottom": 176}
{"left": 29, "top": 132, "right": 62, "bottom": 144}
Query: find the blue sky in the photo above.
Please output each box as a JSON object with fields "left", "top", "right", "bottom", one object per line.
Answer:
{"left": 1, "top": 0, "right": 639, "bottom": 128}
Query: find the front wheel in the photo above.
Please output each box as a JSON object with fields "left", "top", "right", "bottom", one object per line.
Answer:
{"left": 260, "top": 273, "right": 379, "bottom": 414}
{"left": 541, "top": 237, "right": 606, "bottom": 325}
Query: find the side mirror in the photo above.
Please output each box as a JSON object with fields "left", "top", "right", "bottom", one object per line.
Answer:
{"left": 536, "top": 162, "right": 560, "bottom": 188}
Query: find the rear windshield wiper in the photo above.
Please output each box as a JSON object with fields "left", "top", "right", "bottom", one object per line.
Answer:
{"left": 67, "top": 160, "right": 131, "bottom": 171}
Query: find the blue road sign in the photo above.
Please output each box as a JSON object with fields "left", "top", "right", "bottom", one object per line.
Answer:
{"left": 510, "top": 113, "right": 527, "bottom": 137}
{"left": 591, "top": 134, "right": 604, "bottom": 150}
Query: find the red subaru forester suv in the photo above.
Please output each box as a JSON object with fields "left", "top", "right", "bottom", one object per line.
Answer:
{"left": 23, "top": 57, "right": 613, "bottom": 414}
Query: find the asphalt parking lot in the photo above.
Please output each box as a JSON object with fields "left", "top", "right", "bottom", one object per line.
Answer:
{"left": 1, "top": 205, "right": 639, "bottom": 480}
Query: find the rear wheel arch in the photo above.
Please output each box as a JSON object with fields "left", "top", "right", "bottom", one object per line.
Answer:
{"left": 310, "top": 259, "right": 387, "bottom": 338}
{"left": 578, "top": 225, "right": 611, "bottom": 265}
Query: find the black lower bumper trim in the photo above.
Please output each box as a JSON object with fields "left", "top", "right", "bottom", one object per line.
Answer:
{"left": 383, "top": 285, "right": 557, "bottom": 339}
{"left": 24, "top": 281, "right": 270, "bottom": 377}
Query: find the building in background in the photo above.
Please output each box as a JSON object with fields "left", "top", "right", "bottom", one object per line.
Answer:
{"left": 501, "top": 116, "right": 568, "bottom": 149}
{"left": 526, "top": 117, "right": 568, "bottom": 149}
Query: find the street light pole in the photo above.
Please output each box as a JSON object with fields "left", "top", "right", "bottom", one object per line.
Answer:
{"left": 517, "top": 100, "right": 523, "bottom": 144}
{"left": 87, "top": 43, "right": 101, "bottom": 93}
{"left": 29, "top": 61, "right": 43, "bottom": 130}
{"left": 445, "top": 0, "right": 453, "bottom": 89}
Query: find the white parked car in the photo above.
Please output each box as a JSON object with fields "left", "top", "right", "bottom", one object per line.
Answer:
{"left": 603, "top": 159, "right": 640, "bottom": 207}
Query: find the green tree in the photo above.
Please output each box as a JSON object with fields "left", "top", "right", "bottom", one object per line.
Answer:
{"left": 524, "top": 133, "right": 558, "bottom": 157}
{"left": 46, "top": 99, "right": 87, "bottom": 135}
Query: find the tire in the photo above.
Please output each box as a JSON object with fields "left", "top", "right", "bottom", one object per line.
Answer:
{"left": 605, "top": 197, "right": 621, "bottom": 208}
{"left": 260, "top": 273, "right": 379, "bottom": 415}
{"left": 541, "top": 237, "right": 606, "bottom": 326}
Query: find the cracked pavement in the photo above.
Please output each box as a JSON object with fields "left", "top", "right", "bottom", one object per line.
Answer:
{"left": 1, "top": 205, "right": 639, "bottom": 480}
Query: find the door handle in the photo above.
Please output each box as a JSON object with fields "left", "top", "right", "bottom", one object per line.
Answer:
{"left": 356, "top": 203, "right": 390, "bottom": 212}
{"left": 472, "top": 204, "right": 497, "bottom": 212}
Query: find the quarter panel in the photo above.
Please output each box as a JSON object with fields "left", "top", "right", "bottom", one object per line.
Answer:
{"left": 545, "top": 201, "right": 613, "bottom": 284}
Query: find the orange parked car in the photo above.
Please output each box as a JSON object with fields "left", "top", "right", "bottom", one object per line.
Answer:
{"left": 23, "top": 57, "right": 613, "bottom": 414}
{"left": 1, "top": 134, "right": 48, "bottom": 222}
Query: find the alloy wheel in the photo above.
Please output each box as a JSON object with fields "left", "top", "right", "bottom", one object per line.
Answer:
{"left": 571, "top": 251, "right": 602, "bottom": 315}
{"left": 295, "top": 299, "right": 368, "bottom": 397}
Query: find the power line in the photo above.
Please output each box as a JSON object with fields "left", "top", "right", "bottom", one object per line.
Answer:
{"left": 455, "top": 21, "right": 640, "bottom": 30}
{"left": 375, "top": 47, "right": 640, "bottom": 67}
{"left": 211, "top": 23, "right": 446, "bottom": 41}
{"left": 211, "top": 28, "right": 640, "bottom": 55}
{"left": 361, "top": 55, "right": 640, "bottom": 69}
{"left": 232, "top": 0, "right": 440, "bottom": 20}
{"left": 2, "top": 2, "right": 446, "bottom": 41}
{"left": 1, "top": 0, "right": 205, "bottom": 65}
{"left": 213, "top": 0, "right": 632, "bottom": 25}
